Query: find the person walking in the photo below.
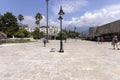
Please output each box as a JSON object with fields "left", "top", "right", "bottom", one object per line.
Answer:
{"left": 112, "top": 35, "right": 119, "bottom": 50}
{"left": 97, "top": 36, "right": 100, "bottom": 44}
{"left": 100, "top": 36, "right": 104, "bottom": 44}
{"left": 43, "top": 37, "right": 47, "bottom": 47}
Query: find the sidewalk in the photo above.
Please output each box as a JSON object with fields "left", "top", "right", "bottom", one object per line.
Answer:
{"left": 0, "top": 39, "right": 120, "bottom": 80}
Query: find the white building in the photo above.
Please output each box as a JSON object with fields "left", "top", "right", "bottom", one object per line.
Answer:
{"left": 25, "top": 28, "right": 35, "bottom": 32}
{"left": 40, "top": 26, "right": 59, "bottom": 34}
{"left": 40, "top": 26, "right": 60, "bottom": 39}
{"left": 25, "top": 26, "right": 60, "bottom": 39}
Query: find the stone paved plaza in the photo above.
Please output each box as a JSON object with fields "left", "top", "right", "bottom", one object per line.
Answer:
{"left": 0, "top": 39, "right": 120, "bottom": 80}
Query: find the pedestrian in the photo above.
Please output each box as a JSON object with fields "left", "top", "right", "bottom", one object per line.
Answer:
{"left": 97, "top": 36, "right": 100, "bottom": 44}
{"left": 112, "top": 35, "right": 119, "bottom": 50}
{"left": 43, "top": 37, "right": 47, "bottom": 47}
{"left": 100, "top": 36, "right": 104, "bottom": 44}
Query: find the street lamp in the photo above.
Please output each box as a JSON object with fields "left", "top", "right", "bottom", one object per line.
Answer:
{"left": 46, "top": 0, "right": 49, "bottom": 42}
{"left": 58, "top": 6, "right": 65, "bottom": 53}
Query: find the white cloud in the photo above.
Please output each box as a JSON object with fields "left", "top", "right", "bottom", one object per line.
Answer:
{"left": 22, "top": 4, "right": 120, "bottom": 31}
{"left": 52, "top": 0, "right": 88, "bottom": 14}
{"left": 62, "top": 0, "right": 88, "bottom": 13}
{"left": 22, "top": 15, "right": 46, "bottom": 28}
{"left": 22, "top": 16, "right": 35, "bottom": 27}
{"left": 22, "top": 0, "right": 88, "bottom": 28}
{"left": 62, "top": 4, "right": 120, "bottom": 28}
{"left": 79, "top": 4, "right": 120, "bottom": 27}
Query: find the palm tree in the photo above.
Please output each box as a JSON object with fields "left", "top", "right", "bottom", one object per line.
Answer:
{"left": 35, "top": 12, "right": 43, "bottom": 28}
{"left": 18, "top": 14, "right": 24, "bottom": 29}
{"left": 35, "top": 20, "right": 39, "bottom": 28}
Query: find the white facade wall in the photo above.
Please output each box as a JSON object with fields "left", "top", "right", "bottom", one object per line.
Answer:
{"left": 25, "top": 26, "right": 60, "bottom": 35}
{"left": 25, "top": 28, "right": 35, "bottom": 32}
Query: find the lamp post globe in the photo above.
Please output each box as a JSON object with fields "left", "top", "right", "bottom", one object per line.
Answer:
{"left": 58, "top": 15, "right": 63, "bottom": 20}
{"left": 58, "top": 6, "right": 65, "bottom": 15}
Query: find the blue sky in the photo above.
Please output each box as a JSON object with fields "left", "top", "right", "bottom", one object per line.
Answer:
{"left": 0, "top": 0, "right": 120, "bottom": 31}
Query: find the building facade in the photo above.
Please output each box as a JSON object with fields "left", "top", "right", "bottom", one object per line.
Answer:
{"left": 89, "top": 20, "right": 120, "bottom": 41}
{"left": 25, "top": 26, "right": 60, "bottom": 39}
{"left": 39, "top": 26, "right": 60, "bottom": 39}
{"left": 25, "top": 28, "right": 35, "bottom": 32}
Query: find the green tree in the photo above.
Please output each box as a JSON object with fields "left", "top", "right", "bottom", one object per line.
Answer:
{"left": 22, "top": 24, "right": 28, "bottom": 28}
{"left": 35, "top": 12, "right": 43, "bottom": 28}
{"left": 57, "top": 31, "right": 68, "bottom": 40}
{"left": 32, "top": 27, "right": 45, "bottom": 39}
{"left": 35, "top": 20, "right": 39, "bottom": 28}
{"left": 58, "top": 29, "right": 80, "bottom": 39}
{"left": 18, "top": 14, "right": 24, "bottom": 29}
{"left": 1, "top": 12, "right": 19, "bottom": 37}
{"left": 15, "top": 28, "right": 30, "bottom": 38}
{"left": 15, "top": 30, "right": 25, "bottom": 38}
{"left": 67, "top": 30, "right": 76, "bottom": 38}
{"left": 0, "top": 13, "right": 4, "bottom": 31}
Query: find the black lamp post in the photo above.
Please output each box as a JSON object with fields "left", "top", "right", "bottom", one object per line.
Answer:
{"left": 46, "top": 0, "right": 49, "bottom": 42}
{"left": 58, "top": 6, "right": 64, "bottom": 53}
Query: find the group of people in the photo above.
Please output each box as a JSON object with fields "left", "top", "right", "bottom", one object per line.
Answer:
{"left": 97, "top": 35, "right": 120, "bottom": 50}
{"left": 97, "top": 36, "right": 104, "bottom": 44}
{"left": 43, "top": 35, "right": 120, "bottom": 50}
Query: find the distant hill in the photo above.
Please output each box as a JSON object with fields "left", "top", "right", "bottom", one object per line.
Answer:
{"left": 64, "top": 26, "right": 89, "bottom": 34}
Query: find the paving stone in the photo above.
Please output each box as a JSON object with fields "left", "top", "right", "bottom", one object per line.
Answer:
{"left": 0, "top": 40, "right": 120, "bottom": 80}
